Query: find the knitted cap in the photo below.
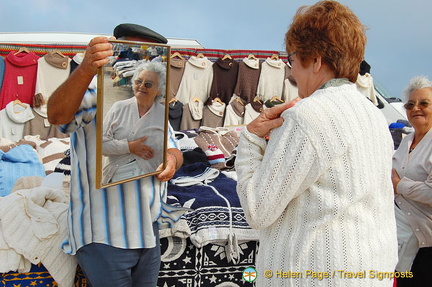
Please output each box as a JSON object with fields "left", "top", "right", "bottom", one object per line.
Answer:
{"left": 113, "top": 23, "right": 168, "bottom": 44}
{"left": 205, "top": 144, "right": 225, "bottom": 165}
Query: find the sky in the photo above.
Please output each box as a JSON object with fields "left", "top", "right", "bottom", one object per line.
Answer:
{"left": 1, "top": 0, "right": 430, "bottom": 99}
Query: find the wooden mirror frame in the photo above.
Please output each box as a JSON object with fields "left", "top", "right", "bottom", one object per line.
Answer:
{"left": 95, "top": 39, "right": 171, "bottom": 189}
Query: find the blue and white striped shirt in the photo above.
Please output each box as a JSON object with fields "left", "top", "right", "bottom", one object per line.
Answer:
{"left": 59, "top": 87, "right": 180, "bottom": 255}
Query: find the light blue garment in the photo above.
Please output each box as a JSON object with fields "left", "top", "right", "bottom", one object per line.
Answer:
{"left": 0, "top": 144, "right": 45, "bottom": 197}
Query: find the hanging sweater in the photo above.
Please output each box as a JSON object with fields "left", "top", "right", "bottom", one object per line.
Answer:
{"left": 356, "top": 73, "right": 378, "bottom": 105}
{"left": 283, "top": 63, "right": 299, "bottom": 101}
{"left": 243, "top": 98, "right": 262, "bottom": 125}
{"left": 234, "top": 57, "right": 261, "bottom": 104}
{"left": 176, "top": 56, "right": 213, "bottom": 104}
{"left": 33, "top": 51, "right": 71, "bottom": 118}
{"left": 256, "top": 57, "right": 285, "bottom": 102}
{"left": 180, "top": 100, "right": 203, "bottom": 131}
{"left": 201, "top": 101, "right": 226, "bottom": 128}
{"left": 208, "top": 57, "right": 239, "bottom": 105}
{"left": 223, "top": 96, "right": 246, "bottom": 127}
{"left": 0, "top": 51, "right": 39, "bottom": 110}
{"left": 169, "top": 57, "right": 186, "bottom": 100}
{"left": 0, "top": 100, "right": 34, "bottom": 142}
{"left": 168, "top": 100, "right": 184, "bottom": 131}
{"left": 236, "top": 83, "right": 398, "bottom": 286}
{"left": 23, "top": 110, "right": 69, "bottom": 140}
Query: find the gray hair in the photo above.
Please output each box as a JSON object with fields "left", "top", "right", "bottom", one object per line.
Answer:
{"left": 402, "top": 75, "right": 432, "bottom": 102}
{"left": 132, "top": 61, "right": 166, "bottom": 98}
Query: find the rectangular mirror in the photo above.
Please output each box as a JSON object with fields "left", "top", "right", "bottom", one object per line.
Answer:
{"left": 96, "top": 39, "right": 170, "bottom": 189}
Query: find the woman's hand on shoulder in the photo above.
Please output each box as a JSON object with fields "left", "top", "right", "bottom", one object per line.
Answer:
{"left": 247, "top": 97, "right": 300, "bottom": 138}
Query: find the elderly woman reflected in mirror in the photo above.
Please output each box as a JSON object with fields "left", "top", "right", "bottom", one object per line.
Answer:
{"left": 102, "top": 61, "right": 168, "bottom": 184}
{"left": 392, "top": 76, "right": 432, "bottom": 287}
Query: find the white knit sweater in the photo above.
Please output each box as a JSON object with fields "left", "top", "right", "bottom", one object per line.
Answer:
{"left": 256, "top": 57, "right": 286, "bottom": 102}
{"left": 175, "top": 56, "right": 213, "bottom": 104}
{"left": 236, "top": 83, "right": 398, "bottom": 286}
{"left": 0, "top": 183, "right": 76, "bottom": 287}
{"left": 0, "top": 101, "right": 34, "bottom": 142}
{"left": 34, "top": 54, "right": 71, "bottom": 117}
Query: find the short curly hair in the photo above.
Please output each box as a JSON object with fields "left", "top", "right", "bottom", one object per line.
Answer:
{"left": 401, "top": 76, "right": 432, "bottom": 103}
{"left": 132, "top": 61, "right": 167, "bottom": 98}
{"left": 285, "top": 0, "right": 367, "bottom": 82}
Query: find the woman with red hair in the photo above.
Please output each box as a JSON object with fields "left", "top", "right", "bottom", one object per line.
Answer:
{"left": 236, "top": 1, "right": 398, "bottom": 286}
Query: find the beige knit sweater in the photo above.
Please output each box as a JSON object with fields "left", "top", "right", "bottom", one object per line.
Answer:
{"left": 0, "top": 179, "right": 76, "bottom": 287}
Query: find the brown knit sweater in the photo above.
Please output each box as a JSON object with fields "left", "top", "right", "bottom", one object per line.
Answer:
{"left": 169, "top": 57, "right": 186, "bottom": 100}
{"left": 234, "top": 59, "right": 261, "bottom": 104}
{"left": 207, "top": 58, "right": 239, "bottom": 105}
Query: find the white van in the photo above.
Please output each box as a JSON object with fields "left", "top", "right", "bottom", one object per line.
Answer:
{"left": 374, "top": 80, "right": 407, "bottom": 125}
{"left": 0, "top": 32, "right": 204, "bottom": 48}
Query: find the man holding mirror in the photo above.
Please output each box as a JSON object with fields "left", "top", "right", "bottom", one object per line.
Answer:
{"left": 47, "top": 23, "right": 183, "bottom": 287}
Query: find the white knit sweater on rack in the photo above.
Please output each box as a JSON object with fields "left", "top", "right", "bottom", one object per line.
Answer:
{"left": 175, "top": 56, "right": 213, "bottom": 104}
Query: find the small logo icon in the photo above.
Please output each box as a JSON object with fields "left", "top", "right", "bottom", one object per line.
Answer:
{"left": 242, "top": 267, "right": 257, "bottom": 283}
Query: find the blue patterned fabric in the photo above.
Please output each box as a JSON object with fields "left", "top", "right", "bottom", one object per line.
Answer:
{"left": 168, "top": 162, "right": 240, "bottom": 208}
{"left": 167, "top": 162, "right": 257, "bottom": 248}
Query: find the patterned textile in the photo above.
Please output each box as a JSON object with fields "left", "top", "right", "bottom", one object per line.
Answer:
{"left": 167, "top": 163, "right": 259, "bottom": 248}
{"left": 0, "top": 44, "right": 287, "bottom": 63}
{"left": 171, "top": 48, "right": 288, "bottom": 63}
{"left": 0, "top": 264, "right": 87, "bottom": 287}
{"left": 0, "top": 44, "right": 86, "bottom": 58}
{"left": 158, "top": 237, "right": 258, "bottom": 287}
{"left": 1, "top": 238, "right": 258, "bottom": 287}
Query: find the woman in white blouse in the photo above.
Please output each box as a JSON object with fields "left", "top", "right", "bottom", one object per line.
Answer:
{"left": 392, "top": 76, "right": 432, "bottom": 287}
{"left": 102, "top": 61, "right": 174, "bottom": 184}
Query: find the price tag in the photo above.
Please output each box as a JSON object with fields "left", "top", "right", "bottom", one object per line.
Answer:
{"left": 17, "top": 76, "right": 24, "bottom": 85}
{"left": 44, "top": 118, "right": 51, "bottom": 128}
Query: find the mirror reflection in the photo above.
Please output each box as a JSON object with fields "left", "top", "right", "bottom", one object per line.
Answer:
{"left": 96, "top": 40, "right": 170, "bottom": 189}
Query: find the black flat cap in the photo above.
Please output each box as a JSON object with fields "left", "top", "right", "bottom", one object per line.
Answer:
{"left": 113, "top": 23, "right": 168, "bottom": 44}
